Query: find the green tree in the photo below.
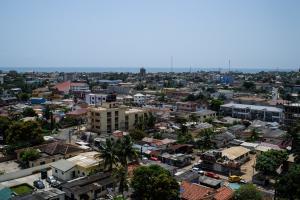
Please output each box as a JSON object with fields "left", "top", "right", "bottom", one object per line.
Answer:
{"left": 98, "top": 138, "right": 119, "bottom": 171}
{"left": 131, "top": 165, "right": 179, "bottom": 200}
{"left": 5, "top": 121, "right": 44, "bottom": 149}
{"left": 210, "top": 99, "right": 224, "bottom": 112}
{"left": 0, "top": 116, "right": 11, "bottom": 143}
{"left": 275, "top": 164, "right": 300, "bottom": 200}
{"left": 18, "top": 93, "right": 30, "bottom": 102}
{"left": 20, "top": 148, "right": 40, "bottom": 168}
{"left": 255, "top": 150, "right": 288, "bottom": 176}
{"left": 234, "top": 184, "right": 262, "bottom": 200}
{"left": 129, "top": 129, "right": 146, "bottom": 141}
{"left": 113, "top": 165, "right": 129, "bottom": 197}
{"left": 115, "top": 135, "right": 137, "bottom": 169}
{"left": 196, "top": 129, "right": 215, "bottom": 152}
{"left": 243, "top": 81, "right": 256, "bottom": 91}
{"left": 43, "top": 106, "right": 51, "bottom": 120}
{"left": 22, "top": 107, "right": 37, "bottom": 117}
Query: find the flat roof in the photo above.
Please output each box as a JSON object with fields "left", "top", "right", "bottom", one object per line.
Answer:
{"left": 221, "top": 146, "right": 250, "bottom": 160}
{"left": 221, "top": 103, "right": 283, "bottom": 112}
{"left": 67, "top": 151, "right": 102, "bottom": 168}
{"left": 51, "top": 159, "right": 76, "bottom": 172}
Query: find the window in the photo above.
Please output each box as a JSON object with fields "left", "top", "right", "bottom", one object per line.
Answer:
{"left": 55, "top": 169, "right": 58, "bottom": 173}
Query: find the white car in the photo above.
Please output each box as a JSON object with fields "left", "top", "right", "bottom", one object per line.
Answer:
{"left": 46, "top": 176, "right": 56, "bottom": 184}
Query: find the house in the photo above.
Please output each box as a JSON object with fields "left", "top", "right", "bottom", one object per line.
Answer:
{"left": 221, "top": 146, "right": 250, "bottom": 164}
{"left": 176, "top": 102, "right": 199, "bottom": 112}
{"left": 15, "top": 142, "right": 84, "bottom": 167}
{"left": 180, "top": 181, "right": 233, "bottom": 200}
{"left": 133, "top": 93, "right": 146, "bottom": 105}
{"left": 51, "top": 159, "right": 77, "bottom": 181}
{"left": 61, "top": 172, "right": 115, "bottom": 200}
{"left": 212, "top": 132, "right": 235, "bottom": 148}
{"left": 11, "top": 188, "right": 65, "bottom": 200}
{"left": 175, "top": 171, "right": 200, "bottom": 183}
{"left": 160, "top": 153, "right": 192, "bottom": 168}
{"left": 141, "top": 137, "right": 176, "bottom": 149}
{"left": 220, "top": 103, "right": 283, "bottom": 122}
{"left": 67, "top": 151, "right": 103, "bottom": 177}
{"left": 191, "top": 110, "right": 216, "bottom": 122}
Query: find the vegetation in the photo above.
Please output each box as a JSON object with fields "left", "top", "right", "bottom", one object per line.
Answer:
{"left": 234, "top": 184, "right": 262, "bottom": 200}
{"left": 209, "top": 99, "right": 224, "bottom": 112}
{"left": 255, "top": 150, "right": 288, "bottom": 176}
{"left": 20, "top": 148, "right": 40, "bottom": 168}
{"left": 131, "top": 165, "right": 179, "bottom": 200}
{"left": 275, "top": 164, "right": 300, "bottom": 200}
{"left": 196, "top": 129, "right": 215, "bottom": 151}
{"left": 129, "top": 129, "right": 146, "bottom": 141}
{"left": 22, "top": 107, "right": 37, "bottom": 117}
{"left": 99, "top": 135, "right": 137, "bottom": 196}
{"left": 243, "top": 81, "right": 256, "bottom": 91}
{"left": 10, "top": 184, "right": 34, "bottom": 195}
{"left": 5, "top": 121, "right": 44, "bottom": 149}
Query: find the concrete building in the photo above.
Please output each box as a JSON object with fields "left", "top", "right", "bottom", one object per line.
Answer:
{"left": 87, "top": 102, "right": 147, "bottom": 134}
{"left": 176, "top": 101, "right": 199, "bottom": 112}
{"left": 133, "top": 93, "right": 145, "bottom": 105}
{"left": 84, "top": 93, "right": 117, "bottom": 105}
{"left": 51, "top": 159, "right": 77, "bottom": 181}
{"left": 284, "top": 103, "right": 300, "bottom": 127}
{"left": 221, "top": 103, "right": 283, "bottom": 122}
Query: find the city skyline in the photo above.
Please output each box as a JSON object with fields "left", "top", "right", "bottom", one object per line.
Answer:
{"left": 0, "top": 0, "right": 300, "bottom": 68}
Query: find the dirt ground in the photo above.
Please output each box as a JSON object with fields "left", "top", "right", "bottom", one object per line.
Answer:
{"left": 240, "top": 154, "right": 257, "bottom": 182}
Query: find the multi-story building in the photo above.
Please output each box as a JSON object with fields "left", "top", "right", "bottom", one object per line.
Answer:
{"left": 85, "top": 93, "right": 116, "bottom": 105}
{"left": 220, "top": 103, "right": 283, "bottom": 122}
{"left": 87, "top": 102, "right": 147, "bottom": 134}
{"left": 284, "top": 103, "right": 300, "bottom": 127}
{"left": 133, "top": 93, "right": 145, "bottom": 105}
{"left": 176, "top": 101, "right": 200, "bottom": 112}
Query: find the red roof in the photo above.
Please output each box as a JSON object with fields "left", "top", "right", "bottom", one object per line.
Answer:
{"left": 180, "top": 181, "right": 234, "bottom": 200}
{"left": 54, "top": 81, "right": 71, "bottom": 93}
{"left": 214, "top": 187, "right": 234, "bottom": 200}
{"left": 181, "top": 181, "right": 213, "bottom": 200}
{"left": 67, "top": 108, "right": 87, "bottom": 116}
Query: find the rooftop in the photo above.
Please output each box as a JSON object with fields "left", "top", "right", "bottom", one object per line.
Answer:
{"left": 50, "top": 159, "right": 76, "bottom": 172}
{"left": 221, "top": 146, "right": 250, "bottom": 160}
{"left": 221, "top": 103, "right": 283, "bottom": 112}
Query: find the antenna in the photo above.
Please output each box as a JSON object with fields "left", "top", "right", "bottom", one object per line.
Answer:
{"left": 228, "top": 59, "right": 231, "bottom": 73}
{"left": 170, "top": 56, "right": 174, "bottom": 73}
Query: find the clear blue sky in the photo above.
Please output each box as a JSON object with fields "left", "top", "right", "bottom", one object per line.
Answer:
{"left": 0, "top": 0, "right": 299, "bottom": 68}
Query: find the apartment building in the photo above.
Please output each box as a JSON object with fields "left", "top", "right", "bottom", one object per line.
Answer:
{"left": 284, "top": 103, "right": 300, "bottom": 127}
{"left": 220, "top": 103, "right": 283, "bottom": 122}
{"left": 87, "top": 102, "right": 147, "bottom": 134}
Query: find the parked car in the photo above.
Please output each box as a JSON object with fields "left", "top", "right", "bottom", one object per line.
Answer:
{"left": 191, "top": 167, "right": 205, "bottom": 175}
{"left": 205, "top": 172, "right": 220, "bottom": 179}
{"left": 33, "top": 180, "right": 45, "bottom": 189}
{"left": 50, "top": 180, "right": 60, "bottom": 188}
{"left": 46, "top": 176, "right": 56, "bottom": 184}
{"left": 228, "top": 175, "right": 241, "bottom": 182}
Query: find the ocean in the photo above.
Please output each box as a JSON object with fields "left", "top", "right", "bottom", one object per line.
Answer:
{"left": 0, "top": 66, "right": 298, "bottom": 73}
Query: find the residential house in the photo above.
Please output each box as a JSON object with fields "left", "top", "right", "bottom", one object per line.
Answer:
{"left": 212, "top": 132, "right": 236, "bottom": 148}
{"left": 16, "top": 142, "right": 84, "bottom": 167}
{"left": 12, "top": 188, "right": 65, "bottom": 200}
{"left": 61, "top": 172, "right": 115, "bottom": 200}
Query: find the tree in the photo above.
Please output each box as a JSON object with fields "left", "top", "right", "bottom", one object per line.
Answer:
{"left": 131, "top": 165, "right": 179, "bottom": 200}
{"left": 210, "top": 99, "right": 224, "bottom": 112}
{"left": 255, "top": 150, "right": 288, "bottom": 176}
{"left": 234, "top": 184, "right": 262, "bottom": 200}
{"left": 99, "top": 138, "right": 119, "bottom": 171}
{"left": 0, "top": 116, "right": 11, "bottom": 143}
{"left": 18, "top": 93, "right": 30, "bottom": 102}
{"left": 22, "top": 107, "right": 37, "bottom": 117}
{"left": 43, "top": 106, "right": 51, "bottom": 120}
{"left": 113, "top": 165, "right": 129, "bottom": 197}
{"left": 243, "top": 81, "right": 256, "bottom": 91}
{"left": 275, "top": 164, "right": 300, "bottom": 200}
{"left": 129, "top": 129, "right": 146, "bottom": 141}
{"left": 115, "top": 135, "right": 137, "bottom": 169}
{"left": 5, "top": 121, "right": 44, "bottom": 149}
{"left": 20, "top": 148, "right": 40, "bottom": 168}
{"left": 196, "top": 129, "right": 215, "bottom": 152}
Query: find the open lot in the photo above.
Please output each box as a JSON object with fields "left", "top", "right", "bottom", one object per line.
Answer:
{"left": 240, "top": 154, "right": 257, "bottom": 182}
{"left": 0, "top": 160, "right": 21, "bottom": 174}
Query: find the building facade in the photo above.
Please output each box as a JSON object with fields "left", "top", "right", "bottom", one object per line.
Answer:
{"left": 284, "top": 103, "right": 300, "bottom": 127}
{"left": 87, "top": 102, "right": 147, "bottom": 134}
{"left": 221, "top": 103, "right": 283, "bottom": 122}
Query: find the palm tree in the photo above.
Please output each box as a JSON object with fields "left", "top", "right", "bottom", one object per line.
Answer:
{"left": 113, "top": 165, "right": 129, "bottom": 197}
{"left": 116, "top": 135, "right": 138, "bottom": 170}
{"left": 98, "top": 138, "right": 119, "bottom": 171}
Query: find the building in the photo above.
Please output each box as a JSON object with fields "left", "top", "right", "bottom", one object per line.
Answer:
{"left": 180, "top": 181, "right": 233, "bottom": 200}
{"left": 284, "top": 103, "right": 300, "bottom": 127}
{"left": 211, "top": 90, "right": 234, "bottom": 100}
{"left": 67, "top": 151, "right": 103, "bottom": 177}
{"left": 12, "top": 188, "right": 65, "bottom": 200}
{"left": 0, "top": 74, "right": 5, "bottom": 84}
{"left": 191, "top": 110, "right": 216, "bottom": 122}
{"left": 140, "top": 67, "right": 146, "bottom": 77}
{"left": 221, "top": 146, "right": 250, "bottom": 163}
{"left": 176, "top": 102, "right": 199, "bottom": 112}
{"left": 87, "top": 102, "right": 147, "bottom": 134}
{"left": 220, "top": 103, "right": 283, "bottom": 122}
{"left": 15, "top": 142, "right": 84, "bottom": 167}
{"left": 61, "top": 172, "right": 115, "bottom": 200}
{"left": 133, "top": 93, "right": 146, "bottom": 105}
{"left": 51, "top": 159, "right": 77, "bottom": 181}
{"left": 85, "top": 93, "right": 107, "bottom": 105}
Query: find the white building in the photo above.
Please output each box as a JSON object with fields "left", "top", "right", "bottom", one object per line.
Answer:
{"left": 0, "top": 74, "right": 5, "bottom": 84}
{"left": 85, "top": 93, "right": 107, "bottom": 105}
{"left": 51, "top": 159, "right": 76, "bottom": 181}
{"left": 134, "top": 93, "right": 145, "bottom": 105}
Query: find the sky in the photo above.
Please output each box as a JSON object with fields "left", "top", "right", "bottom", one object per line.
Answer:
{"left": 0, "top": 0, "right": 300, "bottom": 69}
